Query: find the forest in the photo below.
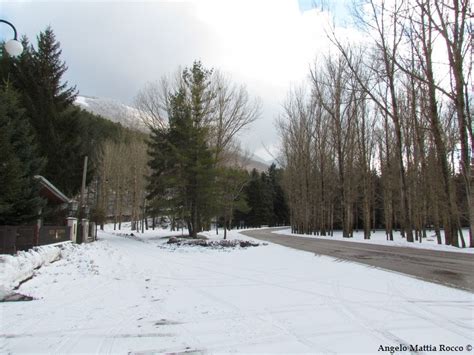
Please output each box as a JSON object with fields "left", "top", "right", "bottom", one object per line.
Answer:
{"left": 0, "top": 28, "right": 287, "bottom": 238}
{"left": 278, "top": 0, "right": 472, "bottom": 247}
{"left": 1, "top": 0, "right": 472, "bottom": 248}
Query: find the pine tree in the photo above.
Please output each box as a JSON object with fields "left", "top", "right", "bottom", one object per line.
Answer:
{"left": 34, "top": 27, "right": 76, "bottom": 107}
{"left": 147, "top": 62, "right": 216, "bottom": 237}
{"left": 5, "top": 27, "right": 87, "bottom": 196}
{"left": 239, "top": 169, "right": 273, "bottom": 227}
{"left": 258, "top": 171, "right": 274, "bottom": 224}
{"left": 0, "top": 85, "right": 45, "bottom": 224}
{"left": 268, "top": 163, "right": 289, "bottom": 226}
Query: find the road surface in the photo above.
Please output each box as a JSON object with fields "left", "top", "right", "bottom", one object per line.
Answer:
{"left": 241, "top": 228, "right": 474, "bottom": 292}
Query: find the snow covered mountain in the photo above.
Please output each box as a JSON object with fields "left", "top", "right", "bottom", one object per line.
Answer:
{"left": 75, "top": 95, "right": 269, "bottom": 171}
{"left": 242, "top": 156, "right": 270, "bottom": 172}
{"left": 74, "top": 95, "right": 148, "bottom": 131}
{"left": 251, "top": 154, "right": 280, "bottom": 168}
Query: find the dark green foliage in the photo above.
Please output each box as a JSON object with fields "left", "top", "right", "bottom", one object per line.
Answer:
{"left": 147, "top": 61, "right": 216, "bottom": 237}
{"left": 0, "top": 25, "right": 149, "bottom": 228}
{"left": 17, "top": 28, "right": 84, "bottom": 195}
{"left": 235, "top": 169, "right": 272, "bottom": 227}
{"left": 34, "top": 27, "right": 76, "bottom": 107}
{"left": 268, "top": 163, "right": 289, "bottom": 226}
{"left": 234, "top": 165, "right": 289, "bottom": 228}
{"left": 0, "top": 85, "right": 45, "bottom": 224}
{"left": 0, "top": 27, "right": 131, "bottom": 197}
{"left": 0, "top": 28, "right": 85, "bottom": 195}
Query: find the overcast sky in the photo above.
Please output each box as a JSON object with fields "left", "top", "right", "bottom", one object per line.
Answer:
{"left": 0, "top": 0, "right": 353, "bottom": 160}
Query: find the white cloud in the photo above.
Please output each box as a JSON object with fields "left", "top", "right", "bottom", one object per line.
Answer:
{"left": 0, "top": 0, "right": 358, "bottom": 153}
{"left": 192, "top": 0, "right": 343, "bottom": 152}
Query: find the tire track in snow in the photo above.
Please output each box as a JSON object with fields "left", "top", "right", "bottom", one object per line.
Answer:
{"left": 154, "top": 252, "right": 358, "bottom": 351}
{"left": 327, "top": 282, "right": 416, "bottom": 351}
{"left": 137, "top": 244, "right": 316, "bottom": 352}
{"left": 158, "top": 251, "right": 420, "bottom": 319}
{"left": 388, "top": 282, "right": 474, "bottom": 340}
{"left": 154, "top": 246, "right": 440, "bottom": 352}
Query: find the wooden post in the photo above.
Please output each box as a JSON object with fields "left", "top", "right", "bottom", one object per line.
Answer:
{"left": 78, "top": 156, "right": 88, "bottom": 244}
{"left": 80, "top": 156, "right": 88, "bottom": 209}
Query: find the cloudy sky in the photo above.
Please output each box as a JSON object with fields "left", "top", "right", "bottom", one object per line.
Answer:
{"left": 0, "top": 0, "right": 353, "bottom": 160}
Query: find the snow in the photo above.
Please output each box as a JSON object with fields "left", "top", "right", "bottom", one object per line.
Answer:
{"left": 0, "top": 242, "right": 73, "bottom": 298}
{"left": 75, "top": 95, "right": 90, "bottom": 107}
{"left": 74, "top": 95, "right": 148, "bottom": 132}
{"left": 274, "top": 228, "right": 474, "bottom": 254}
{"left": 1, "top": 225, "right": 473, "bottom": 354}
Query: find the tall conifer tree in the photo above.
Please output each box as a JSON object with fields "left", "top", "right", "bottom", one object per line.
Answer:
{"left": 268, "top": 163, "right": 289, "bottom": 226}
{"left": 0, "top": 85, "right": 44, "bottom": 224}
{"left": 6, "top": 27, "right": 86, "bottom": 195}
{"left": 147, "top": 61, "right": 216, "bottom": 237}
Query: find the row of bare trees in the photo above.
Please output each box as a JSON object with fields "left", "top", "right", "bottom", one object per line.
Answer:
{"left": 93, "top": 133, "right": 148, "bottom": 231}
{"left": 279, "top": 0, "right": 472, "bottom": 247}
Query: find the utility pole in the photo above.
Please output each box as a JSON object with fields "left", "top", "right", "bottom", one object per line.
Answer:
{"left": 78, "top": 156, "right": 88, "bottom": 244}
{"left": 80, "top": 156, "right": 88, "bottom": 205}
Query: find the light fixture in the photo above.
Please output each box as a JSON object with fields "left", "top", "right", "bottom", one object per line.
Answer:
{"left": 1, "top": 19, "right": 23, "bottom": 57}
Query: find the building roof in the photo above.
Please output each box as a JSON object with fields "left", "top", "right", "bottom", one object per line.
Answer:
{"left": 34, "top": 175, "right": 71, "bottom": 205}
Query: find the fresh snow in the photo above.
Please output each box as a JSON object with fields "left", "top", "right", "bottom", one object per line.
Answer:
{"left": 1, "top": 225, "right": 473, "bottom": 354}
{"left": 0, "top": 242, "right": 73, "bottom": 298}
{"left": 74, "top": 95, "right": 148, "bottom": 132}
{"left": 75, "top": 95, "right": 90, "bottom": 107}
{"left": 274, "top": 228, "right": 474, "bottom": 254}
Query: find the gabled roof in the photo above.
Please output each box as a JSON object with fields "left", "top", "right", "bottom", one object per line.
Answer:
{"left": 34, "top": 175, "right": 71, "bottom": 205}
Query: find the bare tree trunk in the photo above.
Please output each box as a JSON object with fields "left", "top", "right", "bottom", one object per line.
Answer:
{"left": 223, "top": 215, "right": 227, "bottom": 240}
{"left": 432, "top": 0, "right": 472, "bottom": 246}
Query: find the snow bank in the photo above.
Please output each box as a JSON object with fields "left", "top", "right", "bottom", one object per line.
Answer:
{"left": 0, "top": 242, "right": 74, "bottom": 296}
{"left": 275, "top": 228, "right": 474, "bottom": 253}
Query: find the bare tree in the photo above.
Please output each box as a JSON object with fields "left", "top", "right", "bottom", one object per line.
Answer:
{"left": 136, "top": 69, "right": 260, "bottom": 163}
{"left": 211, "top": 71, "right": 261, "bottom": 163}
{"left": 431, "top": 0, "right": 473, "bottom": 246}
{"left": 134, "top": 72, "right": 182, "bottom": 130}
{"left": 331, "top": 0, "right": 416, "bottom": 242}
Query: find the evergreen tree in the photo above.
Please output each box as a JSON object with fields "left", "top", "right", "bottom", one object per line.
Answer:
{"left": 268, "top": 163, "right": 289, "bottom": 226}
{"left": 0, "top": 85, "right": 44, "bottom": 224}
{"left": 239, "top": 169, "right": 273, "bottom": 227}
{"left": 34, "top": 27, "right": 76, "bottom": 107}
{"left": 0, "top": 37, "right": 34, "bottom": 89}
{"left": 4, "top": 27, "right": 88, "bottom": 196}
{"left": 147, "top": 61, "right": 216, "bottom": 237}
{"left": 258, "top": 171, "right": 274, "bottom": 224}
{"left": 234, "top": 165, "right": 289, "bottom": 228}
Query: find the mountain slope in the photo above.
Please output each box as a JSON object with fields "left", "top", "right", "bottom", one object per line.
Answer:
{"left": 74, "top": 95, "right": 147, "bottom": 131}
{"left": 75, "top": 95, "right": 269, "bottom": 172}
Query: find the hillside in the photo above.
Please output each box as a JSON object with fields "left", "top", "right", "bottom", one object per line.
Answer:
{"left": 74, "top": 95, "right": 269, "bottom": 172}
{"left": 74, "top": 95, "right": 148, "bottom": 132}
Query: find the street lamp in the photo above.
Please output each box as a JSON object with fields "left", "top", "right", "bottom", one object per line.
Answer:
{"left": 0, "top": 19, "right": 23, "bottom": 57}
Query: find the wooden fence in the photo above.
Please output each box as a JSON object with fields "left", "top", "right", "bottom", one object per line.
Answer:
{"left": 0, "top": 225, "right": 71, "bottom": 255}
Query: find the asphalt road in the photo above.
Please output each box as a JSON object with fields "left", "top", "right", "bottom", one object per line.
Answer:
{"left": 240, "top": 228, "right": 474, "bottom": 292}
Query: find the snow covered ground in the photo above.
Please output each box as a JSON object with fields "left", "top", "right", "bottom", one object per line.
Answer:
{"left": 0, "top": 242, "right": 75, "bottom": 300}
{"left": 275, "top": 228, "right": 474, "bottom": 254}
{"left": 1, "top": 225, "right": 473, "bottom": 354}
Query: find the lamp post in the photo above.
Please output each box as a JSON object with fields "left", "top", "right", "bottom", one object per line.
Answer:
{"left": 0, "top": 19, "right": 23, "bottom": 57}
